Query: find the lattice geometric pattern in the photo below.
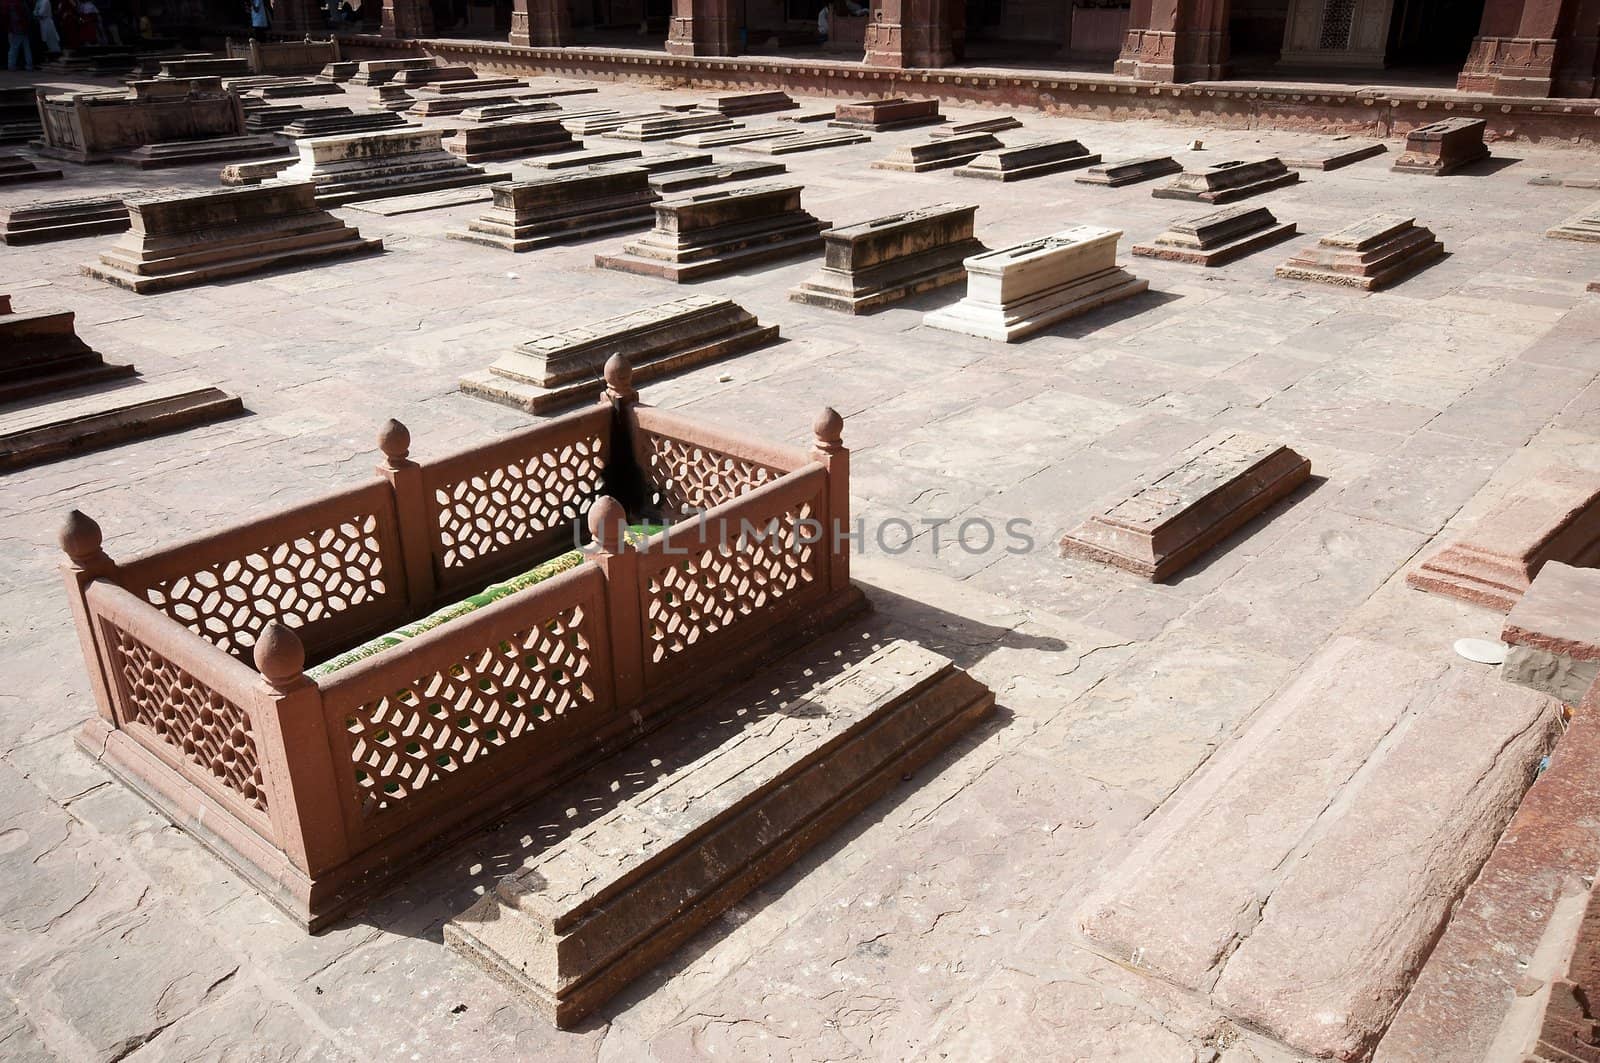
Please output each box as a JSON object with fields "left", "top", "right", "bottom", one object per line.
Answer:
{"left": 642, "top": 433, "right": 785, "bottom": 517}
{"left": 643, "top": 501, "right": 820, "bottom": 672}
{"left": 1319, "top": 0, "right": 1356, "bottom": 49}
{"left": 344, "top": 603, "right": 596, "bottom": 818}
{"left": 107, "top": 625, "right": 268, "bottom": 813}
{"left": 433, "top": 436, "right": 604, "bottom": 571}
{"left": 142, "top": 514, "right": 390, "bottom": 658}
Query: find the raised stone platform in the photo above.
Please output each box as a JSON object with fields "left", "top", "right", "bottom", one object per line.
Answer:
{"left": 1407, "top": 465, "right": 1600, "bottom": 612}
{"left": 319, "top": 60, "right": 358, "bottom": 82}
{"left": 0, "top": 189, "right": 175, "bottom": 245}
{"left": 0, "top": 154, "right": 65, "bottom": 186}
{"left": 708, "top": 91, "right": 796, "bottom": 116}
{"left": 458, "top": 100, "right": 562, "bottom": 123}
{"left": 954, "top": 138, "right": 1100, "bottom": 181}
{"left": 271, "top": 128, "right": 507, "bottom": 207}
{"left": 83, "top": 182, "right": 381, "bottom": 293}
{"left": 1279, "top": 137, "right": 1387, "bottom": 170}
{"left": 604, "top": 111, "right": 736, "bottom": 142}
{"left": 388, "top": 64, "right": 477, "bottom": 87}
{"left": 448, "top": 168, "right": 660, "bottom": 252}
{"left": 872, "top": 132, "right": 1002, "bottom": 173}
{"left": 1501, "top": 562, "right": 1600, "bottom": 705}
{"left": 1275, "top": 213, "right": 1445, "bottom": 290}
{"left": 1152, "top": 157, "right": 1300, "bottom": 203}
{"left": 0, "top": 307, "right": 136, "bottom": 402}
{"left": 219, "top": 157, "right": 296, "bottom": 185}
{"left": 1077, "top": 637, "right": 1560, "bottom": 1061}
{"left": 525, "top": 146, "right": 644, "bottom": 170}
{"left": 594, "top": 182, "right": 828, "bottom": 282}
{"left": 829, "top": 97, "right": 943, "bottom": 132}
{"left": 408, "top": 91, "right": 548, "bottom": 118}
{"left": 109, "top": 135, "right": 283, "bottom": 169}
{"left": 733, "top": 129, "right": 870, "bottom": 154}
{"left": 445, "top": 637, "right": 993, "bottom": 1028}
{"left": 1131, "top": 205, "right": 1298, "bottom": 267}
{"left": 648, "top": 160, "right": 786, "bottom": 193}
{"left": 563, "top": 111, "right": 659, "bottom": 135}
{"left": 1060, "top": 432, "right": 1310, "bottom": 580}
{"left": 790, "top": 203, "right": 984, "bottom": 314}
{"left": 923, "top": 225, "right": 1147, "bottom": 342}
{"left": 460, "top": 295, "right": 778, "bottom": 413}
{"left": 932, "top": 116, "right": 1025, "bottom": 137}
{"left": 278, "top": 111, "right": 408, "bottom": 138}
{"left": 157, "top": 57, "right": 249, "bottom": 79}
{"left": 0, "top": 378, "right": 242, "bottom": 472}
{"left": 371, "top": 86, "right": 414, "bottom": 112}
{"left": 668, "top": 125, "right": 799, "bottom": 148}
{"left": 1392, "top": 117, "right": 1491, "bottom": 175}
{"left": 442, "top": 119, "right": 576, "bottom": 163}
{"left": 244, "top": 105, "right": 351, "bottom": 133}
{"left": 246, "top": 80, "right": 344, "bottom": 101}
{"left": 1075, "top": 154, "right": 1182, "bottom": 186}
{"left": 1548, "top": 202, "right": 1600, "bottom": 242}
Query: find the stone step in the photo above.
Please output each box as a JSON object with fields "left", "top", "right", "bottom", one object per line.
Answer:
{"left": 0, "top": 378, "right": 243, "bottom": 470}
{"left": 445, "top": 637, "right": 994, "bottom": 1027}
{"left": 1077, "top": 637, "right": 1560, "bottom": 1061}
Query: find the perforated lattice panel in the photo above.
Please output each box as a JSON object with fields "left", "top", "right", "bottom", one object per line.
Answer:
{"left": 433, "top": 436, "right": 604, "bottom": 571}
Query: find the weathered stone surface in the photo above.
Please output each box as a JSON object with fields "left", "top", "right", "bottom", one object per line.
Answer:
{"left": 32, "top": 78, "right": 245, "bottom": 164}
{"left": 370, "top": 85, "right": 414, "bottom": 112}
{"left": 271, "top": 128, "right": 507, "bottom": 207}
{"left": 445, "top": 639, "right": 993, "bottom": 1027}
{"left": 1278, "top": 136, "right": 1387, "bottom": 170}
{"left": 319, "top": 59, "right": 358, "bottom": 81}
{"left": 923, "top": 224, "right": 1148, "bottom": 342}
{"left": 84, "top": 182, "right": 381, "bottom": 292}
{"left": 1391, "top": 117, "right": 1490, "bottom": 175}
{"left": 1152, "top": 157, "right": 1300, "bottom": 203}
{"left": 1548, "top": 201, "right": 1600, "bottom": 242}
{"left": 563, "top": 111, "right": 660, "bottom": 135}
{"left": 604, "top": 110, "right": 736, "bottom": 142}
{"left": 0, "top": 189, "right": 176, "bottom": 244}
{"left": 243, "top": 104, "right": 350, "bottom": 133}
{"left": 156, "top": 57, "right": 249, "bottom": 79}
{"left": 790, "top": 203, "right": 985, "bottom": 314}
{"left": 457, "top": 100, "right": 562, "bottom": 122}
{"left": 109, "top": 135, "right": 282, "bottom": 169}
{"left": 441, "top": 118, "right": 575, "bottom": 163}
{"left": 733, "top": 128, "right": 870, "bottom": 154}
{"left": 1275, "top": 213, "right": 1445, "bottom": 290}
{"left": 708, "top": 91, "right": 796, "bottom": 115}
{"left": 668, "top": 125, "right": 800, "bottom": 148}
{"left": 218, "top": 156, "right": 295, "bottom": 185}
{"left": 1131, "top": 205, "right": 1298, "bottom": 267}
{"left": 1060, "top": 433, "right": 1311, "bottom": 580}
{"left": 872, "top": 131, "right": 1003, "bottom": 173}
{"left": 830, "top": 96, "right": 943, "bottom": 132}
{"left": 388, "top": 63, "right": 477, "bottom": 87}
{"left": 954, "top": 138, "right": 1100, "bottom": 181}
{"left": 1407, "top": 465, "right": 1600, "bottom": 611}
{"left": 415, "top": 75, "right": 525, "bottom": 94}
{"left": 647, "top": 159, "right": 786, "bottom": 193}
{"left": 244, "top": 79, "right": 344, "bottom": 101}
{"left": 277, "top": 110, "right": 407, "bottom": 138}
{"left": 931, "top": 115, "right": 1024, "bottom": 136}
{"left": 1075, "top": 153, "right": 1182, "bottom": 186}
{"left": 0, "top": 306, "right": 134, "bottom": 402}
{"left": 408, "top": 90, "right": 548, "bottom": 117}
{"left": 461, "top": 294, "right": 778, "bottom": 412}
{"left": 0, "top": 154, "right": 64, "bottom": 185}
{"left": 0, "top": 378, "right": 243, "bottom": 472}
{"left": 1502, "top": 562, "right": 1600, "bottom": 703}
{"left": 525, "top": 146, "right": 644, "bottom": 169}
{"left": 448, "top": 167, "right": 660, "bottom": 252}
{"left": 595, "top": 182, "right": 828, "bottom": 282}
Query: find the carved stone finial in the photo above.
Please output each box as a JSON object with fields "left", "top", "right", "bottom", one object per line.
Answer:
{"left": 254, "top": 620, "right": 306, "bottom": 688}
{"left": 60, "top": 509, "right": 106, "bottom": 564}
{"left": 603, "top": 354, "right": 637, "bottom": 403}
{"left": 813, "top": 406, "right": 844, "bottom": 448}
{"left": 587, "top": 496, "right": 628, "bottom": 553}
{"left": 378, "top": 418, "right": 411, "bottom": 467}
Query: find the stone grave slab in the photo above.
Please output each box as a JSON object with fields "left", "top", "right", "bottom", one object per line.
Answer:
{"left": 829, "top": 97, "right": 943, "bottom": 132}
{"left": 157, "top": 57, "right": 249, "bottom": 79}
{"left": 1077, "top": 637, "right": 1559, "bottom": 1060}
{"left": 1075, "top": 154, "right": 1182, "bottom": 186}
{"left": 445, "top": 638, "right": 993, "bottom": 1028}
{"left": 449, "top": 168, "right": 660, "bottom": 252}
{"left": 1501, "top": 562, "right": 1600, "bottom": 705}
{"left": 525, "top": 146, "right": 644, "bottom": 170}
{"left": 244, "top": 104, "right": 351, "bottom": 133}
{"left": 371, "top": 86, "right": 414, "bottom": 112}
{"left": 1529, "top": 172, "right": 1600, "bottom": 188}
{"left": 83, "top": 182, "right": 381, "bottom": 293}
{"left": 408, "top": 91, "right": 541, "bottom": 118}
{"left": 1548, "top": 202, "right": 1600, "bottom": 242}
{"left": 733, "top": 129, "right": 870, "bottom": 155}
{"left": 109, "top": 135, "right": 282, "bottom": 169}
{"left": 0, "top": 188, "right": 177, "bottom": 244}
{"left": 709, "top": 91, "right": 796, "bottom": 116}
{"left": 388, "top": 64, "right": 477, "bottom": 87}
{"left": 1392, "top": 117, "right": 1490, "bottom": 175}
{"left": 1274, "top": 213, "right": 1444, "bottom": 290}
{"left": 790, "top": 203, "right": 984, "bottom": 314}
{"left": 669, "top": 125, "right": 801, "bottom": 148}
{"left": 954, "top": 138, "right": 1100, "bottom": 181}
{"left": 594, "top": 182, "right": 828, "bottom": 282}
{"left": 219, "top": 156, "right": 296, "bottom": 185}
{"left": 604, "top": 111, "right": 737, "bottom": 142}
{"left": 277, "top": 111, "right": 408, "bottom": 138}
{"left": 442, "top": 118, "right": 575, "bottom": 163}
{"left": 931, "top": 116, "right": 1024, "bottom": 137}
{"left": 319, "top": 60, "right": 358, "bottom": 81}
{"left": 247, "top": 80, "right": 344, "bottom": 101}
{"left": 872, "top": 131, "right": 1003, "bottom": 173}
{"left": 0, "top": 154, "right": 64, "bottom": 185}
{"left": 1152, "top": 157, "right": 1300, "bottom": 203}
{"left": 1407, "top": 465, "right": 1600, "bottom": 612}
{"left": 1059, "top": 432, "right": 1310, "bottom": 579}
{"left": 1278, "top": 137, "right": 1387, "bottom": 170}
{"left": 0, "top": 307, "right": 135, "bottom": 402}
{"left": 271, "top": 128, "right": 507, "bottom": 207}
{"left": 0, "top": 378, "right": 242, "bottom": 472}
{"left": 1131, "top": 205, "right": 1298, "bottom": 267}
{"left": 346, "top": 186, "right": 495, "bottom": 216}
{"left": 776, "top": 108, "right": 835, "bottom": 124}
{"left": 647, "top": 160, "right": 787, "bottom": 193}
{"left": 460, "top": 294, "right": 778, "bottom": 413}
{"left": 922, "top": 224, "right": 1148, "bottom": 342}
{"left": 563, "top": 111, "right": 661, "bottom": 136}
{"left": 421, "top": 76, "right": 526, "bottom": 94}
{"left": 458, "top": 100, "right": 562, "bottom": 122}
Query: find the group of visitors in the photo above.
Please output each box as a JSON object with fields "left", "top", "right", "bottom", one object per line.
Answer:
{"left": 4, "top": 0, "right": 110, "bottom": 70}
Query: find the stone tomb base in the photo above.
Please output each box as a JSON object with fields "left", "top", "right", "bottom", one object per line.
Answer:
{"left": 604, "top": 111, "right": 736, "bottom": 142}
{"left": 0, "top": 307, "right": 135, "bottom": 402}
{"left": 1152, "top": 157, "right": 1300, "bottom": 203}
{"left": 1132, "top": 205, "right": 1297, "bottom": 267}
{"left": 648, "top": 160, "right": 787, "bottom": 194}
{"left": 1279, "top": 137, "right": 1387, "bottom": 170}
{"left": 460, "top": 295, "right": 778, "bottom": 413}
{"left": 709, "top": 91, "right": 796, "bottom": 116}
{"left": 923, "top": 225, "right": 1148, "bottom": 342}
{"left": 0, "top": 189, "right": 176, "bottom": 245}
{"left": 955, "top": 138, "right": 1100, "bottom": 181}
{"left": 734, "top": 129, "right": 870, "bottom": 155}
{"left": 445, "top": 637, "right": 993, "bottom": 1028}
{"left": 595, "top": 182, "right": 828, "bottom": 282}
{"left": 1548, "top": 202, "right": 1600, "bottom": 242}
{"left": 0, "top": 154, "right": 64, "bottom": 186}
{"left": 83, "top": 182, "right": 381, "bottom": 293}
{"left": 448, "top": 167, "right": 660, "bottom": 252}
{"left": 271, "top": 128, "right": 507, "bottom": 207}
{"left": 1060, "top": 432, "right": 1310, "bottom": 580}
{"left": 1275, "top": 213, "right": 1444, "bottom": 291}
{"left": 790, "top": 203, "right": 984, "bottom": 314}
{"left": 1075, "top": 154, "right": 1181, "bottom": 187}
{"left": 872, "top": 132, "right": 1001, "bottom": 173}
{"left": 109, "top": 135, "right": 283, "bottom": 169}
{"left": 1392, "top": 117, "right": 1490, "bottom": 175}
{"left": 441, "top": 118, "right": 575, "bottom": 163}
{"left": 829, "top": 97, "right": 942, "bottom": 132}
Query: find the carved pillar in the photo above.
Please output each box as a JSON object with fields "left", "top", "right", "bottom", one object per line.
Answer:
{"left": 1278, "top": 0, "right": 1395, "bottom": 68}
{"left": 1457, "top": 0, "right": 1576, "bottom": 96}
{"left": 382, "top": 0, "right": 434, "bottom": 39}
{"left": 864, "top": 0, "right": 958, "bottom": 68}
{"left": 665, "top": 0, "right": 738, "bottom": 56}
{"left": 1114, "top": 0, "right": 1230, "bottom": 82}
{"left": 511, "top": 0, "right": 571, "bottom": 45}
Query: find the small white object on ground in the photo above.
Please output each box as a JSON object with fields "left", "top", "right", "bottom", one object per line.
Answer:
{"left": 1454, "top": 638, "right": 1508, "bottom": 665}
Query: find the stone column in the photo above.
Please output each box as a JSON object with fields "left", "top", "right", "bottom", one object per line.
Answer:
{"left": 1278, "top": 0, "right": 1395, "bottom": 69}
{"left": 665, "top": 0, "right": 738, "bottom": 56}
{"left": 511, "top": 0, "right": 572, "bottom": 45}
{"left": 1553, "top": 0, "right": 1600, "bottom": 95}
{"left": 381, "top": 0, "right": 434, "bottom": 39}
{"left": 1457, "top": 0, "right": 1575, "bottom": 96}
{"left": 864, "top": 0, "right": 958, "bottom": 68}
{"left": 1114, "top": 0, "right": 1230, "bottom": 82}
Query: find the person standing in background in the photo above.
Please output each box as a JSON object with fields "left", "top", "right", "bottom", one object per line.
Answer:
{"left": 249, "top": 0, "right": 270, "bottom": 39}
{"left": 3, "top": 0, "right": 33, "bottom": 70}
{"left": 33, "top": 0, "right": 58, "bottom": 55}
